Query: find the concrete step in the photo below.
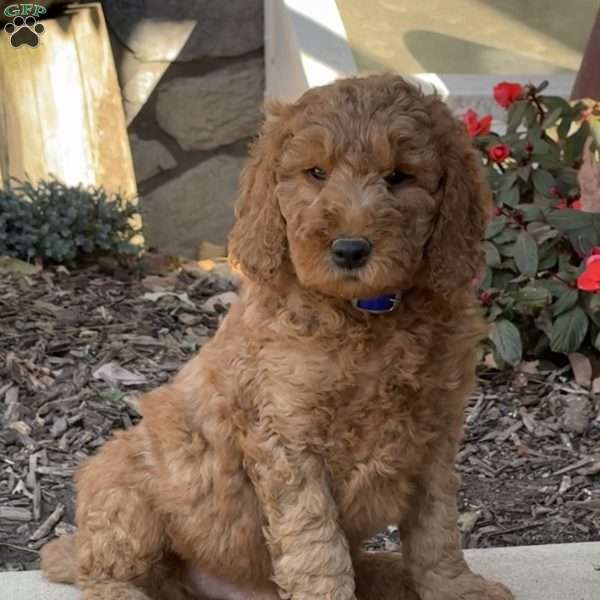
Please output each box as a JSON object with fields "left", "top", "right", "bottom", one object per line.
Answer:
{"left": 465, "top": 542, "right": 600, "bottom": 600}
{"left": 2, "top": 543, "right": 599, "bottom": 600}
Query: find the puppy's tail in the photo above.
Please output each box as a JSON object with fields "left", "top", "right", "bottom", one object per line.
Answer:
{"left": 40, "top": 534, "right": 77, "bottom": 584}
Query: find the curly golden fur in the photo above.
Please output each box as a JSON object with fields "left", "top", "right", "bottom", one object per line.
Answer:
{"left": 41, "top": 75, "right": 513, "bottom": 600}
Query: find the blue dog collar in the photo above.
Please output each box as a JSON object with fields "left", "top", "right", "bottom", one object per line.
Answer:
{"left": 352, "top": 293, "right": 400, "bottom": 314}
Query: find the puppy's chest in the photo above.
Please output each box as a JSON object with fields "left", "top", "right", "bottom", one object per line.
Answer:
{"left": 278, "top": 335, "right": 444, "bottom": 450}
{"left": 267, "top": 333, "right": 449, "bottom": 481}
{"left": 321, "top": 374, "right": 439, "bottom": 479}
{"left": 312, "top": 371, "right": 442, "bottom": 531}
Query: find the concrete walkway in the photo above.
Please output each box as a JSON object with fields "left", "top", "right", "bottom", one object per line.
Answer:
{"left": 2, "top": 543, "right": 599, "bottom": 600}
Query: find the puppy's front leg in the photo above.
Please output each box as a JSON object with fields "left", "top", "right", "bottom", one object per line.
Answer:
{"left": 249, "top": 447, "right": 356, "bottom": 600}
{"left": 399, "top": 440, "right": 513, "bottom": 600}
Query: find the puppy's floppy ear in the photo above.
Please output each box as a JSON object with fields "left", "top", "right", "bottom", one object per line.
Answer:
{"left": 425, "top": 98, "right": 492, "bottom": 291}
{"left": 228, "top": 101, "right": 291, "bottom": 283}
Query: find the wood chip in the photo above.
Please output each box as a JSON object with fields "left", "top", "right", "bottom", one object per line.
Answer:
{"left": 553, "top": 457, "right": 596, "bottom": 476}
{"left": 0, "top": 507, "right": 32, "bottom": 522}
{"left": 495, "top": 421, "right": 523, "bottom": 443}
{"left": 29, "top": 503, "right": 64, "bottom": 542}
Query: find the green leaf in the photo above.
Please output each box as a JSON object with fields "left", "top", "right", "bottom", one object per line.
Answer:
{"left": 555, "top": 167, "right": 579, "bottom": 190}
{"left": 542, "top": 96, "right": 571, "bottom": 113}
{"left": 485, "top": 215, "right": 507, "bottom": 239}
{"left": 497, "top": 185, "right": 520, "bottom": 207}
{"left": 546, "top": 210, "right": 600, "bottom": 255}
{"left": 524, "top": 104, "right": 539, "bottom": 128}
{"left": 527, "top": 124, "right": 543, "bottom": 142}
{"left": 536, "top": 154, "right": 565, "bottom": 170}
{"left": 493, "top": 228, "right": 518, "bottom": 244}
{"left": 499, "top": 243, "right": 517, "bottom": 257}
{"left": 538, "top": 243, "right": 558, "bottom": 270}
{"left": 532, "top": 169, "right": 555, "bottom": 197}
{"left": 590, "top": 294, "right": 600, "bottom": 313}
{"left": 489, "top": 319, "right": 523, "bottom": 366}
{"left": 517, "top": 204, "right": 543, "bottom": 222}
{"left": 551, "top": 288, "right": 579, "bottom": 316}
{"left": 546, "top": 209, "right": 596, "bottom": 232}
{"left": 537, "top": 278, "right": 571, "bottom": 297}
{"left": 493, "top": 269, "right": 516, "bottom": 289}
{"left": 499, "top": 170, "right": 519, "bottom": 190}
{"left": 558, "top": 253, "right": 584, "bottom": 281}
{"left": 557, "top": 114, "right": 573, "bottom": 140}
{"left": 507, "top": 101, "right": 528, "bottom": 133}
{"left": 550, "top": 306, "right": 589, "bottom": 353}
{"left": 483, "top": 241, "right": 501, "bottom": 267}
{"left": 479, "top": 266, "right": 493, "bottom": 290}
{"left": 516, "top": 286, "right": 551, "bottom": 312}
{"left": 502, "top": 132, "right": 522, "bottom": 146}
{"left": 487, "top": 303, "right": 504, "bottom": 321}
{"left": 513, "top": 231, "right": 538, "bottom": 277}
{"left": 517, "top": 165, "right": 531, "bottom": 181}
{"left": 572, "top": 229, "right": 600, "bottom": 257}
{"left": 530, "top": 137, "right": 554, "bottom": 157}
{"left": 527, "top": 222, "right": 557, "bottom": 244}
{"left": 541, "top": 107, "right": 563, "bottom": 130}
{"left": 534, "top": 192, "right": 555, "bottom": 210}
{"left": 584, "top": 293, "right": 600, "bottom": 328}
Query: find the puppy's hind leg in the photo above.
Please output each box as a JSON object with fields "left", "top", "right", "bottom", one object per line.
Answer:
{"left": 81, "top": 582, "right": 152, "bottom": 600}
{"left": 74, "top": 430, "right": 167, "bottom": 600}
{"left": 41, "top": 534, "right": 77, "bottom": 584}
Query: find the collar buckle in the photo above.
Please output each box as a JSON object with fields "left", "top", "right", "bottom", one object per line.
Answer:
{"left": 351, "top": 293, "right": 400, "bottom": 314}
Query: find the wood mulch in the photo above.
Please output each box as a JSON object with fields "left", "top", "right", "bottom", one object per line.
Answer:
{"left": 458, "top": 368, "right": 600, "bottom": 549}
{"left": 1, "top": 263, "right": 599, "bottom": 571}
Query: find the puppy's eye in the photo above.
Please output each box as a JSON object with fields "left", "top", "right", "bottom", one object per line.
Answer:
{"left": 384, "top": 170, "right": 409, "bottom": 186}
{"left": 307, "top": 167, "right": 327, "bottom": 181}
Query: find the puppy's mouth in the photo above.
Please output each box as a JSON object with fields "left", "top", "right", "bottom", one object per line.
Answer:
{"left": 334, "top": 268, "right": 361, "bottom": 280}
{"left": 329, "top": 237, "right": 372, "bottom": 272}
{"left": 326, "top": 258, "right": 391, "bottom": 299}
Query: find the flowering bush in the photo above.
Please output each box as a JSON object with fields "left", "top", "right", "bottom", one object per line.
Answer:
{"left": 468, "top": 81, "right": 600, "bottom": 366}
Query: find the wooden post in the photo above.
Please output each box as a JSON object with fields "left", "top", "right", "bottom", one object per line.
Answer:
{"left": 0, "top": 2, "right": 141, "bottom": 240}
{"left": 571, "top": 8, "right": 600, "bottom": 101}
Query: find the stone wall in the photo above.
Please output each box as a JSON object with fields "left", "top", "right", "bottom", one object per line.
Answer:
{"left": 103, "top": 0, "right": 264, "bottom": 258}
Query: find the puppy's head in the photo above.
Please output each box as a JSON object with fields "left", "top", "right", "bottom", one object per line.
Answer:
{"left": 229, "top": 75, "right": 490, "bottom": 298}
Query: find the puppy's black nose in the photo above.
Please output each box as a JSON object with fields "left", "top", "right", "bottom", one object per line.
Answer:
{"left": 330, "top": 238, "right": 372, "bottom": 269}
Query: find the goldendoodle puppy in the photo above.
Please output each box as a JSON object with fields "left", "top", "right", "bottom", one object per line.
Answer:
{"left": 41, "top": 75, "right": 513, "bottom": 600}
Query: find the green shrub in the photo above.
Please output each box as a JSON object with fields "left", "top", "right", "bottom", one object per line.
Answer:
{"left": 467, "top": 81, "right": 600, "bottom": 366}
{"left": 0, "top": 179, "right": 141, "bottom": 264}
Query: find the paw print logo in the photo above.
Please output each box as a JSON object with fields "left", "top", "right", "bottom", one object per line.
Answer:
{"left": 4, "top": 15, "right": 45, "bottom": 48}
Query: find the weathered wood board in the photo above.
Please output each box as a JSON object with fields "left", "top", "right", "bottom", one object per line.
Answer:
{"left": 0, "top": 2, "right": 139, "bottom": 230}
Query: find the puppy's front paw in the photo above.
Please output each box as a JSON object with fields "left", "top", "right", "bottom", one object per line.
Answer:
{"left": 459, "top": 576, "right": 513, "bottom": 600}
{"left": 419, "top": 572, "right": 514, "bottom": 600}
{"left": 452, "top": 573, "right": 514, "bottom": 600}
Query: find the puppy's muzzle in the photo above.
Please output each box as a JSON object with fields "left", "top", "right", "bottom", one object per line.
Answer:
{"left": 330, "top": 238, "right": 372, "bottom": 270}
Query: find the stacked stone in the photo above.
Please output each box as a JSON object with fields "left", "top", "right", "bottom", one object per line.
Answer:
{"left": 104, "top": 0, "right": 264, "bottom": 257}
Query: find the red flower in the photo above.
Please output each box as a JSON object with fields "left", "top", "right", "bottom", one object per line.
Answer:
{"left": 556, "top": 199, "right": 568, "bottom": 210}
{"left": 463, "top": 109, "right": 492, "bottom": 137}
{"left": 488, "top": 144, "right": 511, "bottom": 163}
{"left": 493, "top": 82, "right": 524, "bottom": 108}
{"left": 572, "top": 199, "right": 582, "bottom": 210}
{"left": 577, "top": 253, "right": 600, "bottom": 292}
